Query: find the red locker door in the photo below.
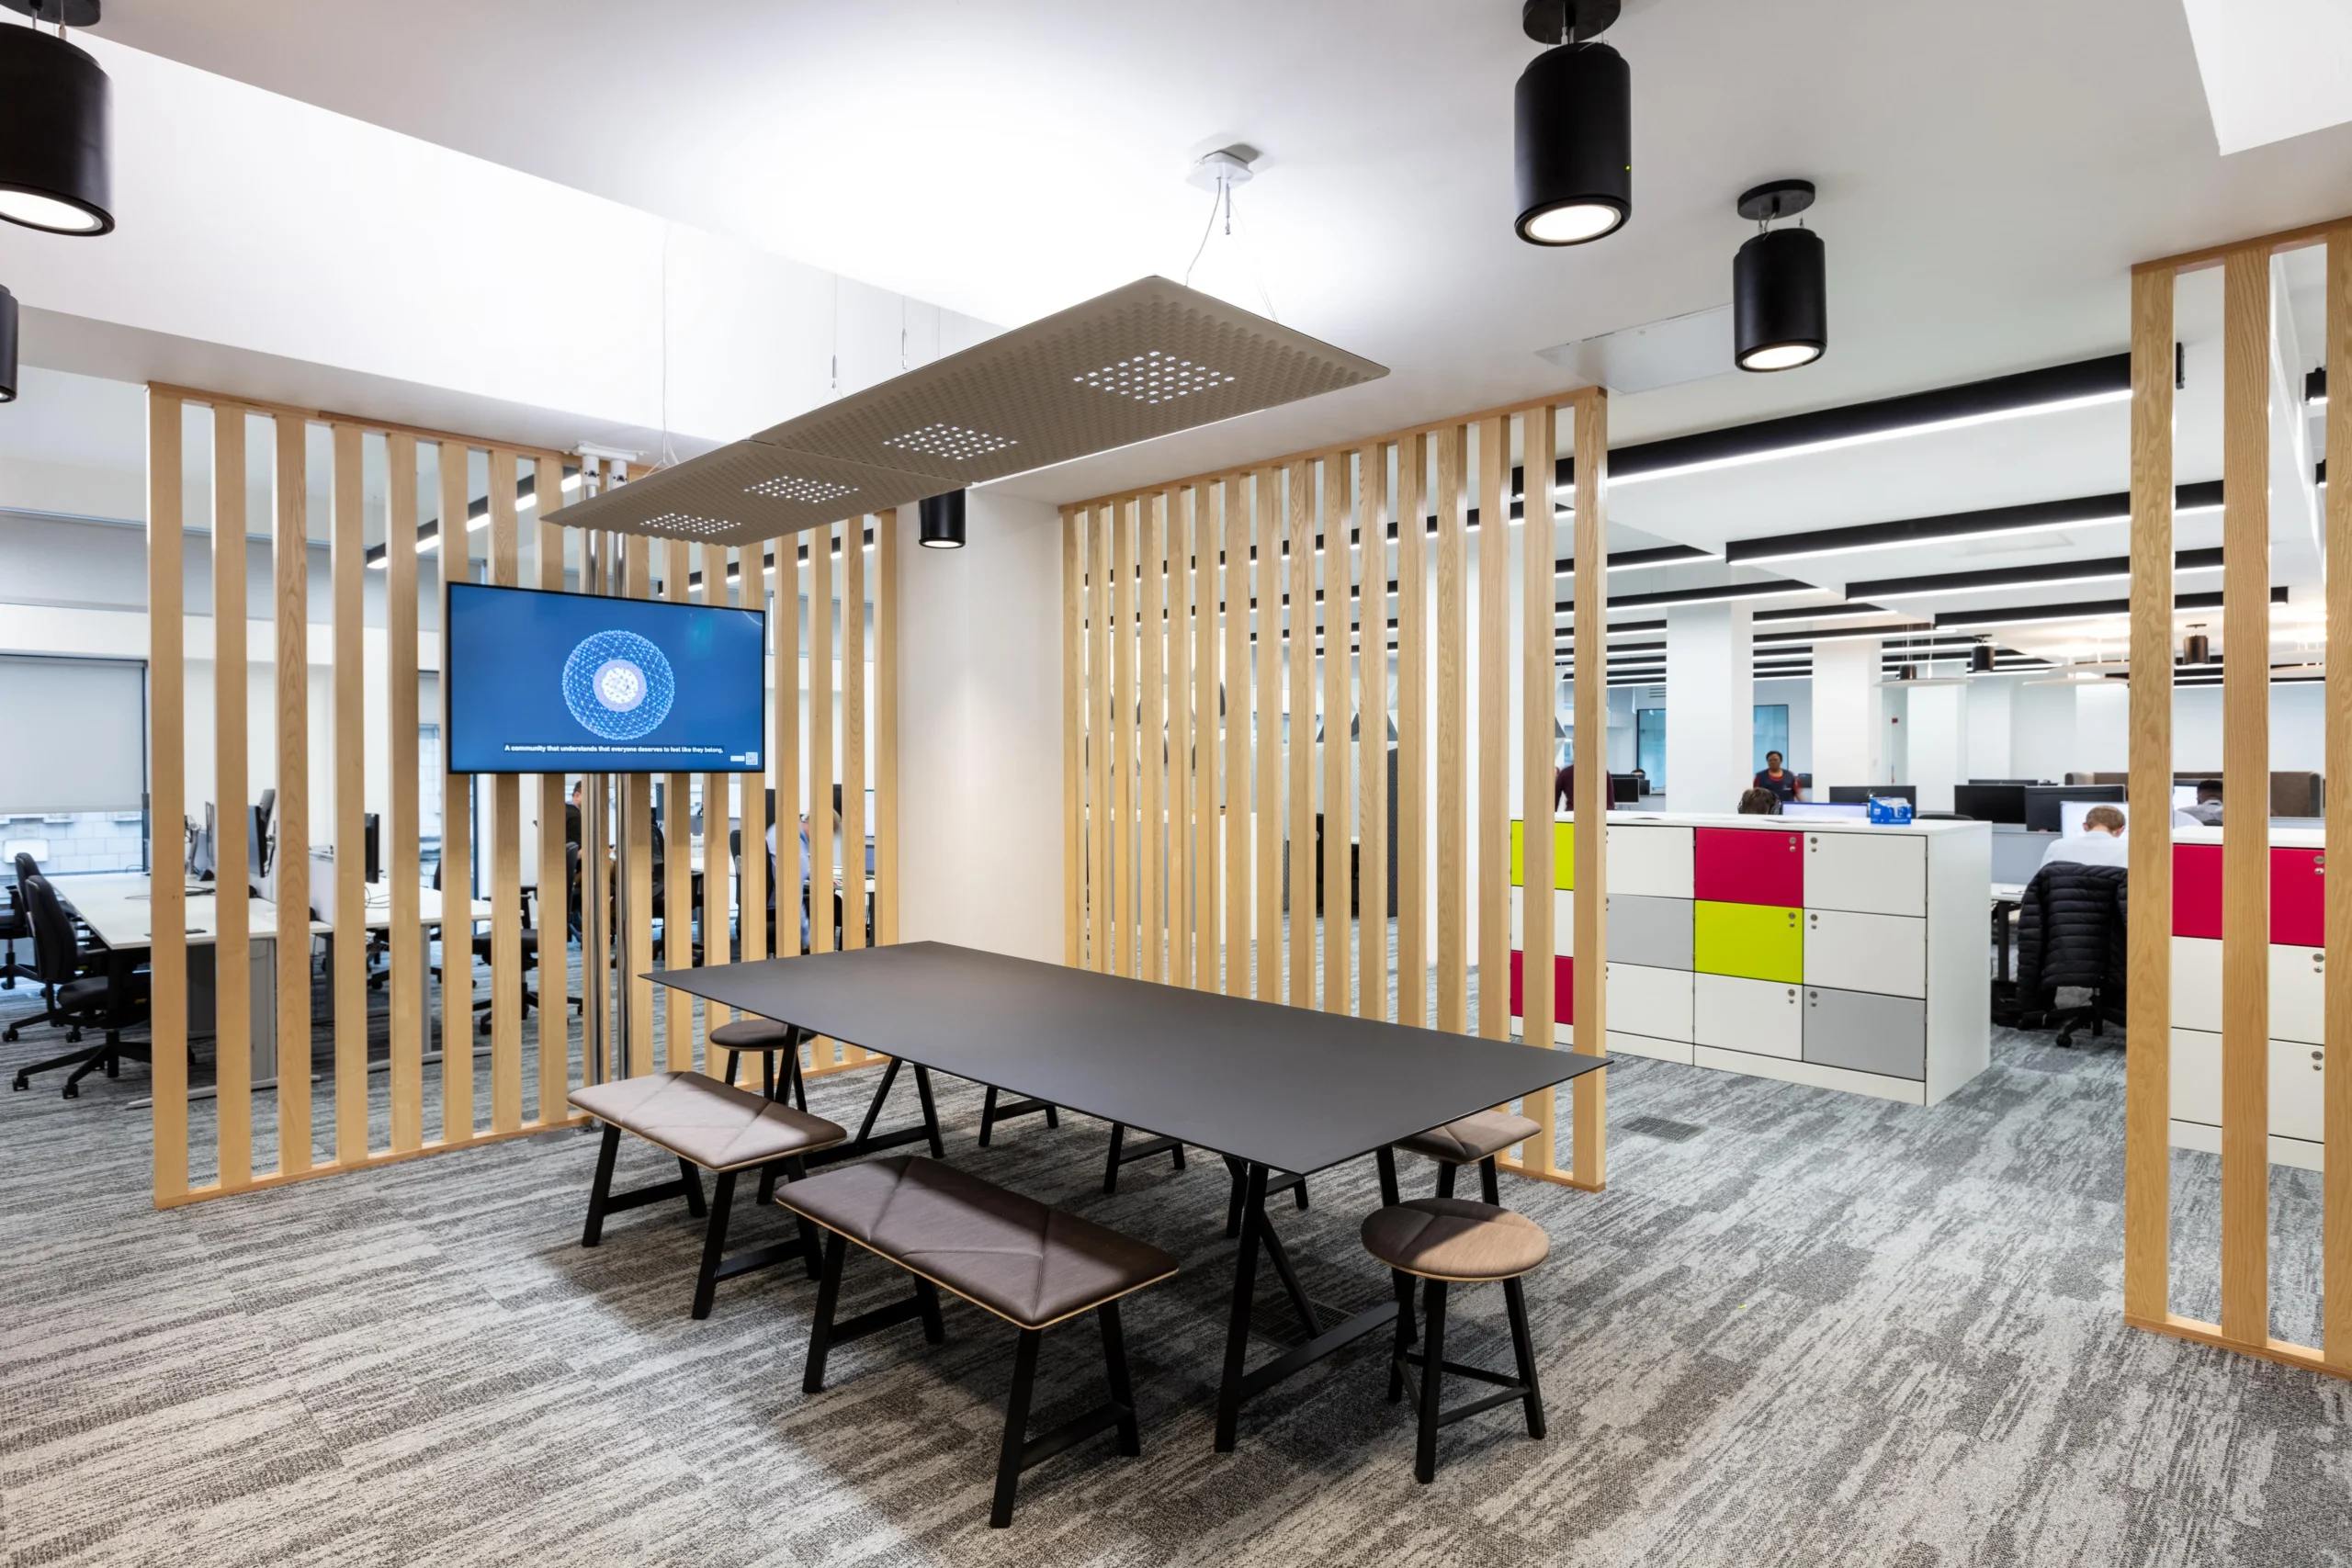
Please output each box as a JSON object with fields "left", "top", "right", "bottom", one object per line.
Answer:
{"left": 1694, "top": 827, "right": 1804, "bottom": 907}
{"left": 1507, "top": 950, "right": 1575, "bottom": 1024}
{"left": 2173, "top": 843, "right": 2222, "bottom": 939}
{"left": 2271, "top": 847, "right": 2324, "bottom": 947}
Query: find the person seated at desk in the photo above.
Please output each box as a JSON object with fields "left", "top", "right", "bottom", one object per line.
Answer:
{"left": 765, "top": 814, "right": 813, "bottom": 951}
{"left": 2179, "top": 779, "right": 2223, "bottom": 827}
{"left": 563, "top": 780, "right": 582, "bottom": 847}
{"left": 1750, "top": 750, "right": 1801, "bottom": 804}
{"left": 2040, "top": 804, "right": 2130, "bottom": 870}
{"left": 1736, "top": 787, "right": 1781, "bottom": 816}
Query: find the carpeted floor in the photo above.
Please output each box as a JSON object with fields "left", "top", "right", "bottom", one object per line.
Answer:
{"left": 1, "top": 937, "right": 2346, "bottom": 1567}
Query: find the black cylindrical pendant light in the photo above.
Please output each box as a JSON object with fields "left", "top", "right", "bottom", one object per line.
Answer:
{"left": 0, "top": 14, "right": 114, "bottom": 237}
{"left": 919, "top": 490, "right": 966, "bottom": 549}
{"left": 1970, "top": 645, "right": 1996, "bottom": 674}
{"left": 1513, "top": 2, "right": 1630, "bottom": 246}
{"left": 1733, "top": 181, "right": 1825, "bottom": 373}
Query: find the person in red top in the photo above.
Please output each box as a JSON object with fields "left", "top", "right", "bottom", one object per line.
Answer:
{"left": 1751, "top": 750, "right": 1801, "bottom": 804}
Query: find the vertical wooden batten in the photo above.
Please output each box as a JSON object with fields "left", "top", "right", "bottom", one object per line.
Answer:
{"left": 809, "top": 525, "right": 838, "bottom": 984}
{"left": 1062, "top": 511, "right": 1085, "bottom": 966}
{"left": 1569, "top": 389, "right": 1610, "bottom": 1190}
{"left": 1320, "top": 456, "right": 1351, "bottom": 1015}
{"left": 1168, "top": 490, "right": 1193, "bottom": 986}
{"left": 1434, "top": 426, "right": 1467, "bottom": 1035}
{"left": 625, "top": 535, "right": 655, "bottom": 1070}
{"left": 876, "top": 511, "right": 900, "bottom": 947}
{"left": 438, "top": 443, "right": 475, "bottom": 1132}
{"left": 274, "top": 414, "right": 312, "bottom": 1171}
{"left": 1112, "top": 499, "right": 1134, "bottom": 977}
{"left": 148, "top": 391, "right": 189, "bottom": 1204}
{"left": 1286, "top": 464, "right": 1314, "bottom": 1008}
{"left": 1520, "top": 404, "right": 1558, "bottom": 1169}
{"left": 2124, "top": 265, "right": 2176, "bottom": 1327}
{"left": 1139, "top": 492, "right": 1166, "bottom": 982}
{"left": 490, "top": 452, "right": 526, "bottom": 1129}
{"left": 1091, "top": 503, "right": 1113, "bottom": 974}
{"left": 842, "top": 520, "right": 868, "bottom": 953}
{"left": 2220, "top": 246, "right": 2272, "bottom": 1346}
{"left": 661, "top": 537, "right": 694, "bottom": 1072}
{"left": 1357, "top": 445, "right": 1390, "bottom": 1021}
{"left": 1476, "top": 417, "right": 1510, "bottom": 1043}
{"left": 212, "top": 406, "right": 253, "bottom": 1190}
{"left": 2327, "top": 230, "right": 2352, "bottom": 1371}
{"left": 1396, "top": 435, "right": 1428, "bottom": 1029}
{"left": 533, "top": 457, "right": 570, "bottom": 1120}
{"left": 1253, "top": 472, "right": 1282, "bottom": 1002}
{"left": 1222, "top": 477, "right": 1249, "bottom": 995}
{"left": 701, "top": 544, "right": 735, "bottom": 1047}
{"left": 775, "top": 527, "right": 803, "bottom": 980}
{"left": 331, "top": 424, "right": 369, "bottom": 1162}
{"left": 387, "top": 434, "right": 424, "bottom": 1153}
{"left": 1193, "top": 485, "right": 1220, "bottom": 991}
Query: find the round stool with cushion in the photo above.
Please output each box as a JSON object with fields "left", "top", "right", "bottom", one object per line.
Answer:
{"left": 707, "top": 1016, "right": 808, "bottom": 1111}
{"left": 1377, "top": 1108, "right": 1542, "bottom": 1207}
{"left": 1361, "top": 1197, "right": 1549, "bottom": 1483}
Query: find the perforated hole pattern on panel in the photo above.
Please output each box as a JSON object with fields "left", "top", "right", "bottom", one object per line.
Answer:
{"left": 1075, "top": 350, "right": 1238, "bottom": 404}
{"left": 745, "top": 473, "right": 859, "bottom": 505}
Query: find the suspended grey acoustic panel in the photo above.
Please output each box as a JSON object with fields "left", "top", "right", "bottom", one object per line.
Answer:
{"left": 553, "top": 276, "right": 1386, "bottom": 547}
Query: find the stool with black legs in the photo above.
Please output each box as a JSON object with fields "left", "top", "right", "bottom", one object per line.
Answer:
{"left": 707, "top": 1015, "right": 809, "bottom": 1111}
{"left": 1361, "top": 1198, "right": 1549, "bottom": 1483}
{"left": 1374, "top": 1108, "right": 1542, "bottom": 1208}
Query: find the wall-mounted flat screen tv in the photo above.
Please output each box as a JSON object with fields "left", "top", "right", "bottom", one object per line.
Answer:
{"left": 444, "top": 581, "right": 766, "bottom": 774}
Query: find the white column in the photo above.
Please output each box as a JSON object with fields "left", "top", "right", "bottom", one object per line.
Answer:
{"left": 1907, "top": 682, "right": 1967, "bottom": 812}
{"left": 2076, "top": 682, "right": 2130, "bottom": 773}
{"left": 1810, "top": 637, "right": 1882, "bottom": 795}
{"left": 1966, "top": 674, "right": 2013, "bottom": 780}
{"left": 1664, "top": 603, "right": 1753, "bottom": 812}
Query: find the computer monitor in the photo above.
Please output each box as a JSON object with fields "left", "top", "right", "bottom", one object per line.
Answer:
{"left": 2025, "top": 783, "right": 2122, "bottom": 832}
{"left": 2172, "top": 784, "right": 2201, "bottom": 810}
{"left": 1952, "top": 784, "right": 2028, "bottom": 825}
{"left": 247, "top": 806, "right": 265, "bottom": 880}
{"left": 192, "top": 801, "right": 218, "bottom": 880}
{"left": 1609, "top": 774, "right": 1640, "bottom": 807}
{"left": 2059, "top": 799, "right": 2134, "bottom": 839}
{"left": 1829, "top": 784, "right": 1915, "bottom": 806}
{"left": 1782, "top": 801, "right": 1871, "bottom": 821}
{"left": 364, "top": 812, "right": 380, "bottom": 885}
{"left": 254, "top": 789, "right": 277, "bottom": 875}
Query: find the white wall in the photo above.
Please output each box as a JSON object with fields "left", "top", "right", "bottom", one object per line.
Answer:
{"left": 1905, "top": 683, "right": 1967, "bottom": 812}
{"left": 1664, "top": 603, "right": 1753, "bottom": 812}
{"left": 2076, "top": 682, "right": 2130, "bottom": 773}
{"left": 896, "top": 494, "right": 1065, "bottom": 962}
{"left": 2009, "top": 678, "right": 2078, "bottom": 783}
{"left": 1966, "top": 676, "right": 2013, "bottom": 779}
{"left": 1811, "top": 637, "right": 1882, "bottom": 791}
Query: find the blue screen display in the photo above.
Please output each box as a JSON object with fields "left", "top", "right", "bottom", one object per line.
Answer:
{"left": 445, "top": 582, "right": 766, "bottom": 773}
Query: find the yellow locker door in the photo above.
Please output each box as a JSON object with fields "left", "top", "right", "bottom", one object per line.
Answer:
{"left": 1509, "top": 819, "right": 1575, "bottom": 890}
{"left": 1692, "top": 900, "right": 1804, "bottom": 984}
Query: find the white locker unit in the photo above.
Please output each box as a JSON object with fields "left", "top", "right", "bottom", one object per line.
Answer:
{"left": 1510, "top": 884, "right": 1574, "bottom": 955}
{"left": 1804, "top": 909, "right": 1927, "bottom": 999}
{"left": 1801, "top": 831, "right": 1925, "bottom": 917}
{"left": 1606, "top": 962, "right": 1694, "bottom": 1043}
{"left": 2171, "top": 936, "right": 2222, "bottom": 1033}
{"left": 2169, "top": 1028, "right": 2326, "bottom": 1170}
{"left": 2270, "top": 944, "right": 2324, "bottom": 1046}
{"left": 1606, "top": 1031, "right": 1694, "bottom": 1066}
{"left": 1606, "top": 822, "right": 1694, "bottom": 899}
{"left": 1693, "top": 973, "right": 1803, "bottom": 1061}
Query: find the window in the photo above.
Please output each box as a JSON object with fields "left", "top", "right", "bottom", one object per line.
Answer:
{"left": 1634, "top": 707, "right": 1666, "bottom": 795}
{"left": 1753, "top": 705, "right": 1791, "bottom": 774}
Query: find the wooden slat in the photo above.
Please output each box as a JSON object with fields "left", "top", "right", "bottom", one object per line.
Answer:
{"left": 876, "top": 509, "right": 900, "bottom": 947}
{"left": 331, "top": 424, "right": 368, "bottom": 1162}
{"left": 438, "top": 446, "right": 475, "bottom": 1132}
{"left": 625, "top": 535, "right": 656, "bottom": 1071}
{"left": 1193, "top": 485, "right": 1219, "bottom": 991}
{"left": 662, "top": 538, "right": 695, "bottom": 1068}
{"left": 1521, "top": 405, "right": 1558, "bottom": 1168}
{"left": 1434, "top": 425, "right": 1468, "bottom": 1035}
{"left": 2125, "top": 265, "right": 2177, "bottom": 1325}
{"left": 1168, "top": 489, "right": 1193, "bottom": 986}
{"left": 842, "top": 519, "right": 867, "bottom": 953}
{"left": 699, "top": 545, "right": 734, "bottom": 1048}
{"left": 775, "top": 526, "right": 803, "bottom": 975}
{"left": 489, "top": 451, "right": 525, "bottom": 1131}
{"left": 809, "top": 525, "right": 838, "bottom": 973}
{"left": 738, "top": 547, "right": 768, "bottom": 988}
{"left": 1139, "top": 491, "right": 1166, "bottom": 982}
{"left": 1091, "top": 503, "right": 1113, "bottom": 974}
{"left": 1112, "top": 498, "right": 1135, "bottom": 977}
{"left": 1222, "top": 477, "right": 1249, "bottom": 996}
{"left": 211, "top": 406, "right": 253, "bottom": 1190}
{"left": 1570, "top": 389, "right": 1610, "bottom": 1189}
{"left": 1357, "top": 445, "right": 1390, "bottom": 1021}
{"left": 148, "top": 392, "right": 189, "bottom": 1205}
{"left": 1286, "top": 463, "right": 1314, "bottom": 1008}
{"left": 1476, "top": 417, "right": 1510, "bottom": 1043}
{"left": 2221, "top": 246, "right": 2273, "bottom": 1345}
{"left": 534, "top": 458, "right": 569, "bottom": 1121}
{"left": 273, "top": 413, "right": 313, "bottom": 1173}
{"left": 1396, "top": 435, "right": 1428, "bottom": 1029}
{"left": 155, "top": 1113, "right": 592, "bottom": 1209}
{"left": 1062, "top": 512, "right": 1085, "bottom": 965}
{"left": 387, "top": 434, "right": 424, "bottom": 1152}
{"left": 1253, "top": 471, "right": 1282, "bottom": 1001}
{"left": 1321, "top": 456, "right": 1352, "bottom": 1015}
{"left": 2328, "top": 231, "right": 2352, "bottom": 1373}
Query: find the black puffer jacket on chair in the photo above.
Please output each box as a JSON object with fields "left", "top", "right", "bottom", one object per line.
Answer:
{"left": 2015, "top": 860, "right": 2129, "bottom": 1026}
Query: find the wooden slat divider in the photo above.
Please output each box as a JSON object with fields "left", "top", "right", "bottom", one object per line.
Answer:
{"left": 625, "top": 535, "right": 656, "bottom": 1072}
{"left": 1357, "top": 445, "right": 1390, "bottom": 1021}
{"left": 842, "top": 520, "right": 867, "bottom": 954}
{"left": 1168, "top": 489, "right": 1193, "bottom": 986}
{"left": 330, "top": 424, "right": 368, "bottom": 1162}
{"left": 439, "top": 443, "right": 475, "bottom": 1132}
{"left": 1139, "top": 491, "right": 1165, "bottom": 981}
{"left": 2220, "top": 246, "right": 2273, "bottom": 1345}
{"left": 1253, "top": 472, "right": 1282, "bottom": 1001}
{"left": 1222, "top": 477, "right": 1249, "bottom": 995}
{"left": 661, "top": 538, "right": 693, "bottom": 1072}
{"left": 1285, "top": 463, "right": 1314, "bottom": 1008}
{"left": 1112, "top": 498, "right": 1135, "bottom": 977}
{"left": 775, "top": 525, "right": 802, "bottom": 986}
{"left": 1193, "top": 484, "right": 1220, "bottom": 990}
{"left": 1520, "top": 404, "right": 1558, "bottom": 1168}
{"left": 1320, "top": 456, "right": 1351, "bottom": 1015}
{"left": 1434, "top": 426, "right": 1467, "bottom": 1035}
{"left": 1062, "top": 511, "right": 1084, "bottom": 965}
{"left": 2124, "top": 265, "right": 2176, "bottom": 1325}
{"left": 876, "top": 510, "right": 900, "bottom": 947}
{"left": 387, "top": 434, "right": 424, "bottom": 1152}
{"left": 809, "top": 522, "right": 838, "bottom": 977}
{"left": 1569, "top": 390, "right": 1610, "bottom": 1189}
{"left": 489, "top": 451, "right": 525, "bottom": 1130}
{"left": 1091, "top": 503, "right": 1113, "bottom": 974}
{"left": 1396, "top": 435, "right": 1428, "bottom": 1029}
{"left": 2327, "top": 231, "right": 2352, "bottom": 1371}
{"left": 270, "top": 412, "right": 312, "bottom": 1174}
{"left": 738, "top": 547, "right": 768, "bottom": 979}
{"left": 212, "top": 406, "right": 253, "bottom": 1189}
{"left": 148, "top": 392, "right": 189, "bottom": 1203}
{"left": 533, "top": 457, "right": 569, "bottom": 1120}
{"left": 1475, "top": 417, "right": 1510, "bottom": 1043}
{"left": 702, "top": 545, "right": 735, "bottom": 1049}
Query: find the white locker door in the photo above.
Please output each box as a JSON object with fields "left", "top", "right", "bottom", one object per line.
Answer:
{"left": 2171, "top": 936, "right": 2222, "bottom": 1034}
{"left": 1511, "top": 886, "right": 1575, "bottom": 955}
{"left": 2170, "top": 1028, "right": 2222, "bottom": 1125}
{"left": 1802, "top": 831, "right": 1927, "bottom": 917}
{"left": 1607, "top": 823, "right": 1694, "bottom": 899}
{"left": 1803, "top": 909, "right": 1926, "bottom": 998}
{"left": 2270, "top": 944, "right": 2324, "bottom": 1045}
{"left": 1605, "top": 962, "right": 1694, "bottom": 1043}
{"left": 2271, "top": 1036, "right": 2325, "bottom": 1143}
{"left": 1692, "top": 972, "right": 1802, "bottom": 1060}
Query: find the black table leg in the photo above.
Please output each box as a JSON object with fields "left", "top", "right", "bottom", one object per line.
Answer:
{"left": 803, "top": 1053, "right": 945, "bottom": 1168}
{"left": 1214, "top": 1164, "right": 1270, "bottom": 1451}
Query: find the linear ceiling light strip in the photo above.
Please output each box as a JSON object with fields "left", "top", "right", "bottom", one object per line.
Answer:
{"left": 1933, "top": 586, "right": 2284, "bottom": 630}
{"left": 1724, "top": 479, "right": 2224, "bottom": 568}
{"left": 1846, "top": 546, "right": 2226, "bottom": 602}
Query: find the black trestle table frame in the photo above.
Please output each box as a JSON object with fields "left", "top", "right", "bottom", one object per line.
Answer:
{"left": 650, "top": 941, "right": 1606, "bottom": 1450}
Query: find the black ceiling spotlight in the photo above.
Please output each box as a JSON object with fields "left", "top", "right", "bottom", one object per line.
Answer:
{"left": 0, "top": 1, "right": 114, "bottom": 236}
{"left": 1734, "top": 180, "right": 1825, "bottom": 372}
{"left": 918, "top": 489, "right": 966, "bottom": 549}
{"left": 1970, "top": 644, "right": 1996, "bottom": 674}
{"left": 1513, "top": 0, "right": 1631, "bottom": 246}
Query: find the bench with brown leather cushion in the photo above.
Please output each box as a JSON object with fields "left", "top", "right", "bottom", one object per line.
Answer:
{"left": 569, "top": 1070, "right": 846, "bottom": 1318}
{"left": 778, "top": 1155, "right": 1178, "bottom": 1528}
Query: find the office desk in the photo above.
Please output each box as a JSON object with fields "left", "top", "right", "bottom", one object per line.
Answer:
{"left": 654, "top": 942, "right": 1605, "bottom": 1454}
{"left": 1989, "top": 883, "right": 2025, "bottom": 986}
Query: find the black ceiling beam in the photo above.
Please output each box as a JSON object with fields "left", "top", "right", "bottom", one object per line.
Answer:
{"left": 1846, "top": 546, "right": 2224, "bottom": 602}
{"left": 1724, "top": 479, "right": 2223, "bottom": 568}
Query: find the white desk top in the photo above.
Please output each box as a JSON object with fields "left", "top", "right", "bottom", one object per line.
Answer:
{"left": 57, "top": 874, "right": 494, "bottom": 952}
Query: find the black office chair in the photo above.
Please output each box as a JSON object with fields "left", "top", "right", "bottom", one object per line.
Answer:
{"left": 0, "top": 879, "right": 33, "bottom": 989}
{"left": 7, "top": 874, "right": 150, "bottom": 1097}
{"left": 2014, "top": 860, "right": 2128, "bottom": 1047}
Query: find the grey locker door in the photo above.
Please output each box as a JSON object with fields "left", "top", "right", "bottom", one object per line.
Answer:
{"left": 1607, "top": 894, "right": 1694, "bottom": 971}
{"left": 1802, "top": 987, "right": 1927, "bottom": 1080}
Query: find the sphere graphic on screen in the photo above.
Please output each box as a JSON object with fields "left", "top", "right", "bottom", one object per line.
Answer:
{"left": 560, "top": 630, "right": 674, "bottom": 741}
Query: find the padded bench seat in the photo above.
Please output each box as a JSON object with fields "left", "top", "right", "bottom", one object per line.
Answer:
{"left": 569, "top": 1070, "right": 846, "bottom": 1318}
{"left": 779, "top": 1156, "right": 1178, "bottom": 1527}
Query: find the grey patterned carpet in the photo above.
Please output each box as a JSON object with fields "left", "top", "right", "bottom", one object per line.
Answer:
{"left": 2, "top": 942, "right": 2347, "bottom": 1567}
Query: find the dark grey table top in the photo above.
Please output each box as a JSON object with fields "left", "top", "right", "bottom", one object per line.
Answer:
{"left": 650, "top": 942, "right": 1606, "bottom": 1176}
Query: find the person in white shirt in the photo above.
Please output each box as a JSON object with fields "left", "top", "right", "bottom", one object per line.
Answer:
{"left": 2040, "top": 804, "right": 2131, "bottom": 871}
